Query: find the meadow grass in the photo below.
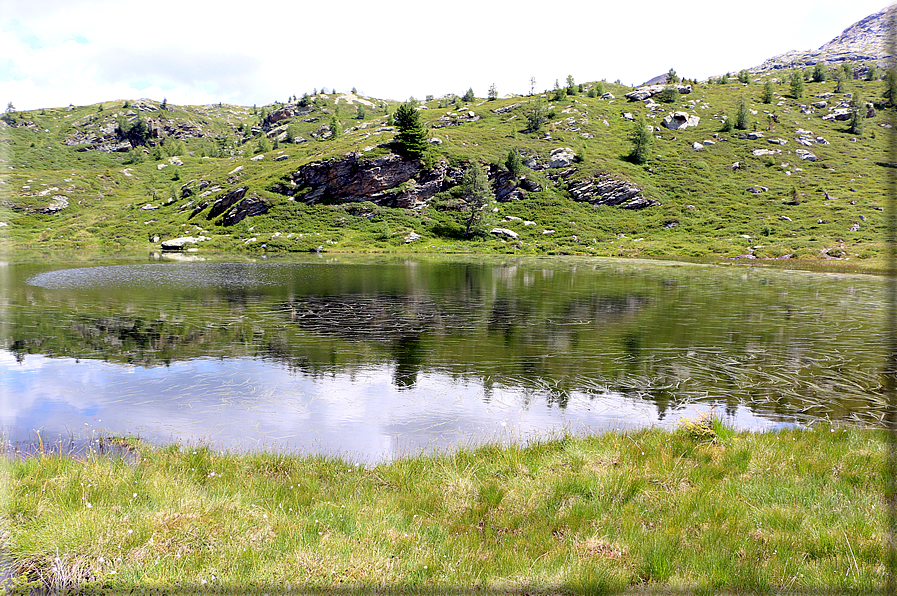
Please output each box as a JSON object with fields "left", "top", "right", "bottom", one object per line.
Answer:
{"left": 1, "top": 420, "right": 887, "bottom": 594}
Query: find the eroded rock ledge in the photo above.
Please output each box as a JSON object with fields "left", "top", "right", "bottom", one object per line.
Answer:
{"left": 275, "top": 150, "right": 655, "bottom": 211}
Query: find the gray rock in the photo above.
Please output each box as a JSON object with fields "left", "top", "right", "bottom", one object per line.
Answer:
{"left": 221, "top": 196, "right": 269, "bottom": 226}
{"left": 161, "top": 236, "right": 207, "bottom": 251}
{"left": 796, "top": 149, "right": 818, "bottom": 161}
{"left": 661, "top": 112, "right": 700, "bottom": 130}
{"left": 548, "top": 147, "right": 576, "bottom": 168}
{"left": 274, "top": 154, "right": 289, "bottom": 161}
{"left": 207, "top": 187, "right": 248, "bottom": 220}
{"left": 739, "top": 132, "right": 764, "bottom": 140}
{"left": 404, "top": 231, "right": 422, "bottom": 244}
{"left": 490, "top": 228, "right": 519, "bottom": 240}
{"left": 692, "top": 142, "right": 704, "bottom": 151}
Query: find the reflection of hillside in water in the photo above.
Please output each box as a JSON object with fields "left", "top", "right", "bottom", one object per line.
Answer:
{"left": 4, "top": 257, "right": 888, "bottom": 427}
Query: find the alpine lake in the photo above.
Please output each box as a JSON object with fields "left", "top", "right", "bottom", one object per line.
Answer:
{"left": 0, "top": 252, "right": 887, "bottom": 463}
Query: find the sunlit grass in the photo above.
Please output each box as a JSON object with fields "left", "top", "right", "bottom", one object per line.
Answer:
{"left": 2, "top": 422, "right": 887, "bottom": 593}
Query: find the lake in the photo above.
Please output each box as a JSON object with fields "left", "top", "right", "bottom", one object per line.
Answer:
{"left": 0, "top": 253, "right": 886, "bottom": 462}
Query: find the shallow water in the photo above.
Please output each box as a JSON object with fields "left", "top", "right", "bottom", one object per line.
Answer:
{"left": 0, "top": 254, "right": 886, "bottom": 462}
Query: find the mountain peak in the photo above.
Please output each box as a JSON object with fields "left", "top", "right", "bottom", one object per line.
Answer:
{"left": 752, "top": 5, "right": 895, "bottom": 73}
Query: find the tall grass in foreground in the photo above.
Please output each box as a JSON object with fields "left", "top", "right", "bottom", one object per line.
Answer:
{"left": 0, "top": 421, "right": 886, "bottom": 594}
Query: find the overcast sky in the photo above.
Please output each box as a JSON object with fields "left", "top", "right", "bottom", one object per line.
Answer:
{"left": 0, "top": 0, "right": 891, "bottom": 111}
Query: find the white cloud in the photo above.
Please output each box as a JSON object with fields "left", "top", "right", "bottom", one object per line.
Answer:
{"left": 0, "top": 0, "right": 891, "bottom": 109}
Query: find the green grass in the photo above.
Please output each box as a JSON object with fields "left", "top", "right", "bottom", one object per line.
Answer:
{"left": 1, "top": 422, "right": 888, "bottom": 594}
{"left": 0, "top": 72, "right": 891, "bottom": 270}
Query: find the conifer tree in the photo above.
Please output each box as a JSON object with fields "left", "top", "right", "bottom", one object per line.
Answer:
{"left": 505, "top": 148, "right": 523, "bottom": 178}
{"left": 460, "top": 163, "right": 494, "bottom": 238}
{"left": 488, "top": 84, "right": 497, "bottom": 101}
{"left": 628, "top": 115, "right": 652, "bottom": 165}
{"left": 735, "top": 97, "right": 750, "bottom": 130}
{"left": 393, "top": 101, "right": 429, "bottom": 159}
{"left": 789, "top": 71, "right": 804, "bottom": 99}
{"left": 884, "top": 69, "right": 897, "bottom": 107}
{"left": 761, "top": 80, "right": 774, "bottom": 103}
{"left": 848, "top": 92, "right": 864, "bottom": 135}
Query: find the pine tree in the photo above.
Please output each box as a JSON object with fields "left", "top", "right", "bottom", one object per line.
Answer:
{"left": 393, "top": 101, "right": 429, "bottom": 159}
{"left": 848, "top": 92, "right": 864, "bottom": 135}
{"left": 834, "top": 71, "right": 846, "bottom": 93}
{"left": 505, "top": 148, "right": 523, "bottom": 178}
{"left": 761, "top": 80, "right": 774, "bottom": 103}
{"left": 488, "top": 84, "right": 497, "bottom": 101}
{"left": 667, "top": 68, "right": 679, "bottom": 84}
{"left": 812, "top": 63, "right": 827, "bottom": 83}
{"left": 628, "top": 115, "right": 652, "bottom": 165}
{"left": 884, "top": 69, "right": 897, "bottom": 107}
{"left": 735, "top": 97, "right": 750, "bottom": 130}
{"left": 462, "top": 88, "right": 475, "bottom": 102}
{"left": 460, "top": 163, "right": 494, "bottom": 238}
{"left": 329, "top": 114, "right": 341, "bottom": 140}
{"left": 789, "top": 71, "right": 804, "bottom": 99}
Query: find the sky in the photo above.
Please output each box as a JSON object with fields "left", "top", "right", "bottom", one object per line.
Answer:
{"left": 0, "top": 0, "right": 892, "bottom": 111}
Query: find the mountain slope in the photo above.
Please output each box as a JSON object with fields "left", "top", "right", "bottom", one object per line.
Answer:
{"left": 754, "top": 5, "right": 895, "bottom": 73}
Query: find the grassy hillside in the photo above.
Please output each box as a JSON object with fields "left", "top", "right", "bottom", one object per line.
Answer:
{"left": 0, "top": 71, "right": 891, "bottom": 267}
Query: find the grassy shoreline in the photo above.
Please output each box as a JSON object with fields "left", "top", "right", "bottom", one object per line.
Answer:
{"left": 1, "top": 419, "right": 888, "bottom": 594}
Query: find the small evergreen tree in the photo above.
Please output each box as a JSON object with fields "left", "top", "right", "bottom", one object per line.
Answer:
{"left": 737, "top": 69, "right": 750, "bottom": 84}
{"left": 566, "top": 75, "right": 576, "bottom": 95}
{"left": 628, "top": 115, "right": 652, "bottom": 164}
{"left": 812, "top": 63, "right": 827, "bottom": 83}
{"left": 658, "top": 85, "right": 678, "bottom": 103}
{"left": 505, "top": 148, "right": 523, "bottom": 178}
{"left": 842, "top": 63, "right": 854, "bottom": 80}
{"left": 462, "top": 88, "right": 475, "bottom": 102}
{"left": 848, "top": 92, "right": 864, "bottom": 135}
{"left": 866, "top": 64, "right": 879, "bottom": 81}
{"left": 719, "top": 73, "right": 730, "bottom": 84}
{"left": 329, "top": 114, "right": 341, "bottom": 140}
{"left": 524, "top": 99, "right": 548, "bottom": 132}
{"left": 552, "top": 79, "right": 564, "bottom": 101}
{"left": 459, "top": 163, "right": 494, "bottom": 238}
{"left": 789, "top": 71, "right": 804, "bottom": 99}
{"left": 761, "top": 80, "right": 774, "bottom": 103}
{"left": 393, "top": 101, "right": 429, "bottom": 159}
{"left": 356, "top": 104, "right": 366, "bottom": 119}
{"left": 884, "top": 69, "right": 897, "bottom": 107}
{"left": 488, "top": 83, "right": 497, "bottom": 101}
{"left": 667, "top": 68, "right": 680, "bottom": 84}
{"left": 834, "top": 71, "right": 846, "bottom": 93}
{"left": 735, "top": 97, "right": 750, "bottom": 130}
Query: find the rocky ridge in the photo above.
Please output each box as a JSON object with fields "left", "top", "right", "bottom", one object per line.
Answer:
{"left": 751, "top": 5, "right": 895, "bottom": 73}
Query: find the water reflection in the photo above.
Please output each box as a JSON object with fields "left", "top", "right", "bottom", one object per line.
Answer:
{"left": 1, "top": 255, "right": 887, "bottom": 460}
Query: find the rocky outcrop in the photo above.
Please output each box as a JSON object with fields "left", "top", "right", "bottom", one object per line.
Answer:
{"left": 207, "top": 187, "right": 247, "bottom": 219}
{"left": 160, "top": 236, "right": 208, "bottom": 251}
{"left": 220, "top": 196, "right": 269, "bottom": 226}
{"left": 281, "top": 152, "right": 462, "bottom": 209}
{"left": 625, "top": 84, "right": 692, "bottom": 102}
{"left": 567, "top": 174, "right": 658, "bottom": 209}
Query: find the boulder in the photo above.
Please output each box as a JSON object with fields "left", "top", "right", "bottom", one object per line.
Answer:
{"left": 490, "top": 228, "right": 519, "bottom": 240}
{"left": 661, "top": 112, "right": 700, "bottom": 130}
{"left": 274, "top": 154, "right": 289, "bottom": 161}
{"left": 160, "top": 236, "right": 207, "bottom": 251}
{"left": 548, "top": 147, "right": 576, "bottom": 168}
{"left": 739, "top": 132, "right": 764, "bottom": 140}
{"left": 812, "top": 101, "right": 828, "bottom": 109}
{"left": 692, "top": 142, "right": 704, "bottom": 151}
{"left": 752, "top": 148, "right": 781, "bottom": 157}
{"left": 796, "top": 149, "right": 817, "bottom": 161}
{"left": 404, "top": 231, "right": 422, "bottom": 244}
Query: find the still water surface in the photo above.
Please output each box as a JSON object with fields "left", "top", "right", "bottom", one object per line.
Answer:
{"left": 0, "top": 254, "right": 886, "bottom": 462}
